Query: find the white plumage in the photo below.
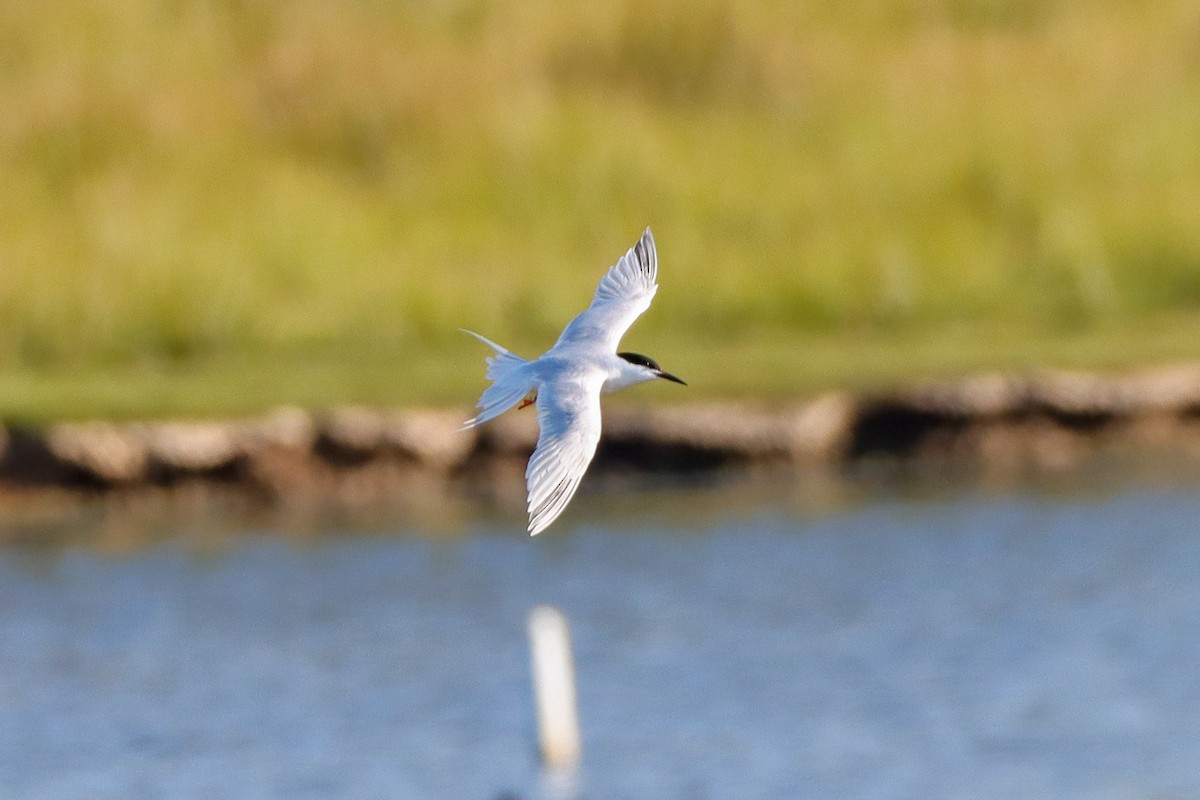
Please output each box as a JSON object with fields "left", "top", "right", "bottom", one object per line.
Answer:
{"left": 462, "top": 227, "right": 685, "bottom": 535}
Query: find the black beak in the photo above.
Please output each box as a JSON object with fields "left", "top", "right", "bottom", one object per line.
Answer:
{"left": 655, "top": 370, "right": 687, "bottom": 386}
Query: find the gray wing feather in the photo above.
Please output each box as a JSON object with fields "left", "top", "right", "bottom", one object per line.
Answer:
{"left": 553, "top": 228, "right": 658, "bottom": 352}
{"left": 525, "top": 374, "right": 604, "bottom": 535}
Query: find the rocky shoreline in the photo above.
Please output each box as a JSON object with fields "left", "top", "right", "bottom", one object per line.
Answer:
{"left": 3, "top": 364, "right": 1200, "bottom": 510}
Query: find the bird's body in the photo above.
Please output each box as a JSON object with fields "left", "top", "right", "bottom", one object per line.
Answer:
{"left": 462, "top": 228, "right": 685, "bottom": 535}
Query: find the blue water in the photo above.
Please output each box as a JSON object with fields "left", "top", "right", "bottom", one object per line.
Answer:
{"left": 2, "top": 473, "right": 1200, "bottom": 799}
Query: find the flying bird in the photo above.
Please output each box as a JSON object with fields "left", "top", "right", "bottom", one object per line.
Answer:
{"left": 462, "top": 227, "right": 686, "bottom": 535}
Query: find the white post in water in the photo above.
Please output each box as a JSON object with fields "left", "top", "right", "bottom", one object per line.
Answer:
{"left": 528, "top": 604, "right": 582, "bottom": 772}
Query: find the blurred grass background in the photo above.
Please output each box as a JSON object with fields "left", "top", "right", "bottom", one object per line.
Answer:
{"left": 1, "top": 0, "right": 1199, "bottom": 420}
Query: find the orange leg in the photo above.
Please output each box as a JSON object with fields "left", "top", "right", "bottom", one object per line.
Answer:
{"left": 518, "top": 393, "right": 537, "bottom": 410}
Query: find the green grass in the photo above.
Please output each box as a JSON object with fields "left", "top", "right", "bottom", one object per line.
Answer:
{"left": 6, "top": 313, "right": 1200, "bottom": 423}
{"left": 1, "top": 0, "right": 1199, "bottom": 419}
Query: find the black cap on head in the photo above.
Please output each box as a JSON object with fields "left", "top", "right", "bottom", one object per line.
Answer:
{"left": 618, "top": 352, "right": 687, "bottom": 385}
{"left": 617, "top": 352, "right": 661, "bottom": 371}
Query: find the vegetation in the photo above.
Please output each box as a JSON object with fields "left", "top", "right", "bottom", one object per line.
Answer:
{"left": 1, "top": 0, "right": 1199, "bottom": 419}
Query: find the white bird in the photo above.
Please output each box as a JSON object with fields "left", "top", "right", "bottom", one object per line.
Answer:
{"left": 462, "top": 227, "right": 686, "bottom": 535}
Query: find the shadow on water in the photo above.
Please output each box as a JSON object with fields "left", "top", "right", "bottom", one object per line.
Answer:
{"left": 2, "top": 457, "right": 1200, "bottom": 798}
{"left": 5, "top": 447, "right": 1200, "bottom": 550}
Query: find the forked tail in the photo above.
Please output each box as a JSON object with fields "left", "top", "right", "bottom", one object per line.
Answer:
{"left": 460, "top": 329, "right": 536, "bottom": 430}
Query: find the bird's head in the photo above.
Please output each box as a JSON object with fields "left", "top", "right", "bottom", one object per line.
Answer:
{"left": 617, "top": 352, "right": 687, "bottom": 386}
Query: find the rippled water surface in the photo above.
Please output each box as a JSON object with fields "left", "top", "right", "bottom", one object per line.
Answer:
{"left": 3, "top": 467, "right": 1200, "bottom": 799}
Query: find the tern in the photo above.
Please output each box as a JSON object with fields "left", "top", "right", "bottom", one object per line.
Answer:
{"left": 462, "top": 227, "right": 686, "bottom": 535}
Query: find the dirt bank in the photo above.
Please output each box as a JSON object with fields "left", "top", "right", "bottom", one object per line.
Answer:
{"left": 3, "top": 365, "right": 1200, "bottom": 511}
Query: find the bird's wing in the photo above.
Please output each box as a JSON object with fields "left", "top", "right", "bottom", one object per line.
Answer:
{"left": 553, "top": 227, "right": 658, "bottom": 353}
{"left": 525, "top": 372, "right": 605, "bottom": 535}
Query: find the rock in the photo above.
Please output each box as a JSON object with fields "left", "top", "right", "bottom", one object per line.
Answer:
{"left": 235, "top": 408, "right": 320, "bottom": 496}
{"left": 45, "top": 422, "right": 148, "bottom": 484}
{"left": 1030, "top": 371, "right": 1128, "bottom": 420}
{"left": 143, "top": 422, "right": 244, "bottom": 475}
{"left": 847, "top": 399, "right": 956, "bottom": 458}
{"left": 787, "top": 392, "right": 857, "bottom": 460}
{"left": 847, "top": 375, "right": 1036, "bottom": 458}
{"left": 0, "top": 425, "right": 73, "bottom": 485}
{"left": 595, "top": 403, "right": 810, "bottom": 471}
{"left": 313, "top": 407, "right": 476, "bottom": 470}
{"left": 903, "top": 374, "right": 1031, "bottom": 418}
{"left": 1116, "top": 365, "right": 1200, "bottom": 414}
{"left": 315, "top": 406, "right": 387, "bottom": 462}
{"left": 383, "top": 409, "right": 475, "bottom": 471}
{"left": 473, "top": 409, "right": 540, "bottom": 457}
{"left": 607, "top": 403, "right": 772, "bottom": 451}
{"left": 239, "top": 407, "right": 317, "bottom": 452}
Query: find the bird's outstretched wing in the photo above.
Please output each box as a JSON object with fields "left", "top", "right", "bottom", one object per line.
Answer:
{"left": 525, "top": 373, "right": 605, "bottom": 535}
{"left": 553, "top": 227, "right": 658, "bottom": 353}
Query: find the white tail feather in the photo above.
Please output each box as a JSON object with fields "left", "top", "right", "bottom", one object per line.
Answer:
{"left": 460, "top": 329, "right": 536, "bottom": 430}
